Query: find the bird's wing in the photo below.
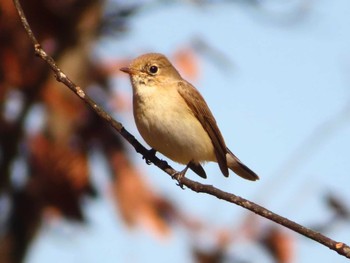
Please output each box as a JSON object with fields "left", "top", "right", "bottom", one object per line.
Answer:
{"left": 177, "top": 81, "right": 229, "bottom": 177}
{"left": 188, "top": 161, "right": 207, "bottom": 179}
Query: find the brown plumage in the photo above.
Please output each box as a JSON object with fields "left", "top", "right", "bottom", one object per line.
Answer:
{"left": 121, "top": 53, "right": 259, "bottom": 181}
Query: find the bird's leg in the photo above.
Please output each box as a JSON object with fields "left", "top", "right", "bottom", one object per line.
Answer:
{"left": 143, "top": 148, "right": 157, "bottom": 165}
{"left": 171, "top": 162, "right": 191, "bottom": 189}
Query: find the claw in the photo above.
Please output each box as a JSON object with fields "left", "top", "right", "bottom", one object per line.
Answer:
{"left": 171, "top": 163, "right": 191, "bottom": 189}
{"left": 143, "top": 156, "right": 152, "bottom": 165}
{"left": 143, "top": 148, "right": 157, "bottom": 165}
{"left": 171, "top": 172, "right": 185, "bottom": 189}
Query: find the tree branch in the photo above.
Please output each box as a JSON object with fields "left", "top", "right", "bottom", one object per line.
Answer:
{"left": 13, "top": 0, "right": 350, "bottom": 259}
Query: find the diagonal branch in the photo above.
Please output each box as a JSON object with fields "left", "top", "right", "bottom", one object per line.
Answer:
{"left": 13, "top": 0, "right": 350, "bottom": 259}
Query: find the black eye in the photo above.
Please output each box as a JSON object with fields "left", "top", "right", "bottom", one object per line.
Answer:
{"left": 149, "top": 65, "right": 158, "bottom": 74}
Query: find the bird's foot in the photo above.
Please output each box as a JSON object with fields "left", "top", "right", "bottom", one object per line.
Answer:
{"left": 143, "top": 148, "right": 157, "bottom": 165}
{"left": 171, "top": 164, "right": 190, "bottom": 189}
{"left": 171, "top": 171, "right": 185, "bottom": 189}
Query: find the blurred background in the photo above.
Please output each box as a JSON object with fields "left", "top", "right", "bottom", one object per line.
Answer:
{"left": 1, "top": 0, "right": 350, "bottom": 262}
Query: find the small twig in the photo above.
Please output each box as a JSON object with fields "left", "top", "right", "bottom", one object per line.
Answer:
{"left": 13, "top": 0, "right": 350, "bottom": 259}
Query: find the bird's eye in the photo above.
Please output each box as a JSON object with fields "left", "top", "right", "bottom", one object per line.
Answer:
{"left": 149, "top": 65, "right": 158, "bottom": 74}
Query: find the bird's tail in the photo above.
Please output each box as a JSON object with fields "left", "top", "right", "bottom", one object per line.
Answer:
{"left": 226, "top": 148, "right": 259, "bottom": 181}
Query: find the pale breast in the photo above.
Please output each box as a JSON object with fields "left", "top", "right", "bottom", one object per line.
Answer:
{"left": 133, "top": 84, "right": 216, "bottom": 164}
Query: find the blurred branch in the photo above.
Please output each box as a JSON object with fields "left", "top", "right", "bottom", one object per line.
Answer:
{"left": 13, "top": 0, "right": 350, "bottom": 260}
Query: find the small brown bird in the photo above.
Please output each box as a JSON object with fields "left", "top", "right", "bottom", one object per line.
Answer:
{"left": 120, "top": 53, "right": 258, "bottom": 181}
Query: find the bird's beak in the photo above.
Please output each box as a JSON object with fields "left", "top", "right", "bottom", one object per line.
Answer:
{"left": 120, "top": 67, "right": 137, "bottom": 75}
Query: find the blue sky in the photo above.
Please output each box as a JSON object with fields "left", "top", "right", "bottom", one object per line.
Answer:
{"left": 27, "top": 1, "right": 350, "bottom": 262}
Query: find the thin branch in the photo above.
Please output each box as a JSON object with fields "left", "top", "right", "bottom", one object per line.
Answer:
{"left": 13, "top": 0, "right": 350, "bottom": 259}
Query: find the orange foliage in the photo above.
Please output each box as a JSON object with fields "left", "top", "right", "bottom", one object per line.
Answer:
{"left": 111, "top": 151, "right": 176, "bottom": 237}
{"left": 173, "top": 48, "right": 200, "bottom": 81}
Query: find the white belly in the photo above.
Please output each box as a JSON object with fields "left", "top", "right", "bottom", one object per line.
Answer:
{"left": 133, "top": 84, "right": 216, "bottom": 164}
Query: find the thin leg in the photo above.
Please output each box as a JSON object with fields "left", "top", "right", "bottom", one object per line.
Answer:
{"left": 143, "top": 148, "right": 157, "bottom": 165}
{"left": 171, "top": 162, "right": 191, "bottom": 188}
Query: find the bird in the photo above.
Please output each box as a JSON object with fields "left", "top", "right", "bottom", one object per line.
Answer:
{"left": 120, "top": 53, "right": 258, "bottom": 181}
